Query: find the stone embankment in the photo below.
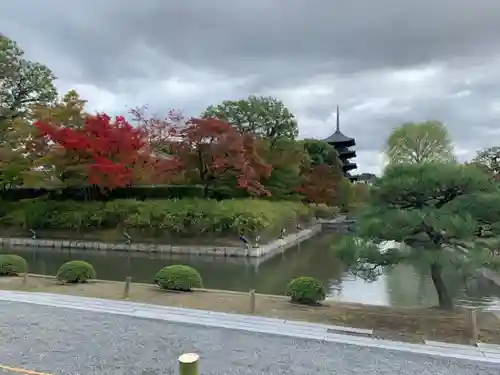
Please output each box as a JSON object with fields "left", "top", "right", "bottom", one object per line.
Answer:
{"left": 0, "top": 224, "right": 323, "bottom": 258}
{"left": 0, "top": 216, "right": 355, "bottom": 259}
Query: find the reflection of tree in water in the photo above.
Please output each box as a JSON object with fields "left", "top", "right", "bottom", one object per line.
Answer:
{"left": 385, "top": 257, "right": 500, "bottom": 308}
{"left": 386, "top": 264, "right": 437, "bottom": 308}
{"left": 255, "top": 233, "right": 345, "bottom": 296}
{"left": 459, "top": 273, "right": 500, "bottom": 306}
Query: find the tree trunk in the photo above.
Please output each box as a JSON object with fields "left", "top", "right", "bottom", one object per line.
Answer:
{"left": 430, "top": 262, "right": 453, "bottom": 309}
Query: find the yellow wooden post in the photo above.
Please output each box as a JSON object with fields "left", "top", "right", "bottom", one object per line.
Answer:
{"left": 178, "top": 353, "right": 199, "bottom": 375}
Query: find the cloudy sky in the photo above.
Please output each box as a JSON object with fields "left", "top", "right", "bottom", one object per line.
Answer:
{"left": 3, "top": 0, "right": 500, "bottom": 174}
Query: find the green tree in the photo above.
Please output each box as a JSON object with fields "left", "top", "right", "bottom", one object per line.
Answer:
{"left": 385, "top": 121, "right": 455, "bottom": 165}
{"left": 301, "top": 139, "right": 341, "bottom": 167}
{"left": 202, "top": 95, "right": 298, "bottom": 145}
{"left": 259, "top": 138, "right": 309, "bottom": 199}
{"left": 24, "top": 90, "right": 90, "bottom": 187}
{"left": 0, "top": 35, "right": 57, "bottom": 124}
{"left": 336, "top": 163, "right": 500, "bottom": 309}
{"left": 472, "top": 146, "right": 500, "bottom": 180}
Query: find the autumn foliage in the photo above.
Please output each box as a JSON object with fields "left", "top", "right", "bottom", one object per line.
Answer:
{"left": 162, "top": 117, "right": 272, "bottom": 196}
{"left": 15, "top": 103, "right": 345, "bottom": 204}
{"left": 0, "top": 35, "right": 350, "bottom": 209}
{"left": 34, "top": 114, "right": 179, "bottom": 189}
{"left": 297, "top": 164, "right": 341, "bottom": 204}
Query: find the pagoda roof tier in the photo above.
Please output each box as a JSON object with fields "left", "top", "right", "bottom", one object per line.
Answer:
{"left": 323, "top": 105, "right": 356, "bottom": 147}
{"left": 325, "top": 131, "right": 356, "bottom": 147}
{"left": 342, "top": 162, "right": 358, "bottom": 172}
{"left": 338, "top": 149, "right": 356, "bottom": 159}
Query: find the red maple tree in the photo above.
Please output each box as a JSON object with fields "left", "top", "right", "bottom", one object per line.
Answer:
{"left": 170, "top": 117, "right": 272, "bottom": 197}
{"left": 34, "top": 113, "right": 179, "bottom": 190}
{"left": 296, "top": 164, "right": 341, "bottom": 204}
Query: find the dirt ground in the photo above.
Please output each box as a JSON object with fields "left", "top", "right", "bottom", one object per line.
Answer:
{"left": 1, "top": 275, "right": 499, "bottom": 345}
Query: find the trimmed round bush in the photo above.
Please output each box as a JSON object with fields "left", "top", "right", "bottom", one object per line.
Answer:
{"left": 0, "top": 254, "right": 28, "bottom": 276}
{"left": 56, "top": 260, "right": 96, "bottom": 283}
{"left": 154, "top": 264, "right": 203, "bottom": 292}
{"left": 286, "top": 276, "right": 326, "bottom": 305}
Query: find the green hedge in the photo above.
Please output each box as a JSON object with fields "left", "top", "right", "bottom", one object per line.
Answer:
{"left": 0, "top": 185, "right": 251, "bottom": 201}
{"left": 0, "top": 185, "right": 207, "bottom": 201}
{"left": 286, "top": 276, "right": 326, "bottom": 305}
{"left": 0, "top": 254, "right": 28, "bottom": 276}
{"left": 0, "top": 198, "right": 314, "bottom": 235}
{"left": 56, "top": 260, "right": 96, "bottom": 283}
{"left": 308, "top": 203, "right": 340, "bottom": 219}
{"left": 154, "top": 265, "right": 203, "bottom": 291}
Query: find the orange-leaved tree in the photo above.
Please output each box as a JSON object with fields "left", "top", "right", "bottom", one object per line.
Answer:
{"left": 171, "top": 117, "right": 272, "bottom": 197}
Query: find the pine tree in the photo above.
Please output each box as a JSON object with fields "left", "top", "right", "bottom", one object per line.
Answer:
{"left": 337, "top": 162, "right": 500, "bottom": 309}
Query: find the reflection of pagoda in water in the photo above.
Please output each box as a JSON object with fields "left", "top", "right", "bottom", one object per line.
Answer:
{"left": 323, "top": 105, "right": 357, "bottom": 181}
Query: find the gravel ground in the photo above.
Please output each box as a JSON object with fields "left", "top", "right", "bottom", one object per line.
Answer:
{"left": 0, "top": 301, "right": 499, "bottom": 375}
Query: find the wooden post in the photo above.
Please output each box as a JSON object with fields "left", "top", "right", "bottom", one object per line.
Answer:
{"left": 469, "top": 309, "right": 478, "bottom": 345}
{"left": 249, "top": 289, "right": 256, "bottom": 314}
{"left": 21, "top": 272, "right": 28, "bottom": 287}
{"left": 178, "top": 353, "right": 199, "bottom": 375}
{"left": 123, "top": 276, "right": 131, "bottom": 299}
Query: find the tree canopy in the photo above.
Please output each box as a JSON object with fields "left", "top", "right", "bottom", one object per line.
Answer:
{"left": 0, "top": 35, "right": 348, "bottom": 206}
{"left": 385, "top": 121, "right": 455, "bottom": 165}
{"left": 202, "top": 95, "right": 298, "bottom": 144}
{"left": 472, "top": 146, "right": 500, "bottom": 181}
{"left": 336, "top": 162, "right": 500, "bottom": 309}
{"left": 301, "top": 139, "right": 341, "bottom": 167}
{"left": 0, "top": 34, "right": 56, "bottom": 123}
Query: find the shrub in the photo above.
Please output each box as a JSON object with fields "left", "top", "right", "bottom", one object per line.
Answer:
{"left": 309, "top": 203, "right": 340, "bottom": 219}
{"left": 0, "top": 254, "right": 28, "bottom": 276}
{"left": 0, "top": 198, "right": 315, "bottom": 236}
{"left": 286, "top": 276, "right": 326, "bottom": 305}
{"left": 56, "top": 260, "right": 96, "bottom": 283}
{"left": 154, "top": 264, "right": 203, "bottom": 291}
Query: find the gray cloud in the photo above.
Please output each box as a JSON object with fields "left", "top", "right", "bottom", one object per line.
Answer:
{"left": 2, "top": 0, "right": 500, "bottom": 173}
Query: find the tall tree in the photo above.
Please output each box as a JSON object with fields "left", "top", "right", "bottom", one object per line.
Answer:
{"left": 336, "top": 163, "right": 500, "bottom": 309}
{"left": 170, "top": 117, "right": 272, "bottom": 197}
{"left": 21, "top": 90, "right": 91, "bottom": 187}
{"left": 0, "top": 35, "right": 57, "bottom": 124}
{"left": 297, "top": 164, "right": 342, "bottom": 204}
{"left": 385, "top": 121, "right": 455, "bottom": 165}
{"left": 130, "top": 106, "right": 184, "bottom": 154}
{"left": 301, "top": 139, "right": 341, "bottom": 167}
{"left": 202, "top": 95, "right": 298, "bottom": 145}
{"left": 472, "top": 146, "right": 500, "bottom": 180}
{"left": 259, "top": 138, "right": 309, "bottom": 199}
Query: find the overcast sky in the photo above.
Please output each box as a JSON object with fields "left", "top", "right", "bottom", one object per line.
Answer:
{"left": 3, "top": 0, "right": 500, "bottom": 174}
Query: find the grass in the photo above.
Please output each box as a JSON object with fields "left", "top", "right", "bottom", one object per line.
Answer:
{"left": 1, "top": 274, "right": 499, "bottom": 345}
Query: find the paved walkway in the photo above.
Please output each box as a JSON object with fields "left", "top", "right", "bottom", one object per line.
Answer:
{"left": 0, "top": 291, "right": 499, "bottom": 374}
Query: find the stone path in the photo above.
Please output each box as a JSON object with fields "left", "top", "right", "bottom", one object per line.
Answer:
{"left": 0, "top": 291, "right": 499, "bottom": 374}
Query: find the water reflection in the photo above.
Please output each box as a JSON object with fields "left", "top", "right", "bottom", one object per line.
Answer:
{"left": 3, "top": 233, "right": 500, "bottom": 308}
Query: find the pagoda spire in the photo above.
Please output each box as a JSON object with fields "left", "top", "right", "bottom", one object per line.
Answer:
{"left": 336, "top": 105, "right": 340, "bottom": 132}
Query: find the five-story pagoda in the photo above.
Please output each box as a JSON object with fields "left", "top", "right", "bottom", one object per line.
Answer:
{"left": 323, "top": 105, "right": 357, "bottom": 181}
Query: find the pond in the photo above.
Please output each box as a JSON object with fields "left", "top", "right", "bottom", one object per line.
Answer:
{"left": 3, "top": 233, "right": 500, "bottom": 309}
